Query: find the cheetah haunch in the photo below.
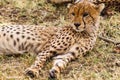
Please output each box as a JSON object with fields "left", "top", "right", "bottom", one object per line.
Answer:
{"left": 0, "top": 0, "right": 104, "bottom": 79}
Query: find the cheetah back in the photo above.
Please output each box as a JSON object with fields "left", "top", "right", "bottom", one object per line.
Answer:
{"left": 0, "top": 25, "right": 56, "bottom": 55}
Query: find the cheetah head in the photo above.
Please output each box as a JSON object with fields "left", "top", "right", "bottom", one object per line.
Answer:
{"left": 68, "top": 0, "right": 105, "bottom": 32}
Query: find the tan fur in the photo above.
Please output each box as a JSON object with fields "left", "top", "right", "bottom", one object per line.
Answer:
{"left": 25, "top": 0, "right": 104, "bottom": 78}
{"left": 0, "top": 0, "right": 104, "bottom": 79}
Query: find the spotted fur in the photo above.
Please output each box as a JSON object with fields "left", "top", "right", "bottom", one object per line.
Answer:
{"left": 0, "top": 25, "right": 57, "bottom": 55}
{"left": 25, "top": 0, "right": 104, "bottom": 78}
{"left": 0, "top": 0, "right": 104, "bottom": 79}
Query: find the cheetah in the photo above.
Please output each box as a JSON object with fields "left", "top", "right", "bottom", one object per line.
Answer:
{"left": 47, "top": 0, "right": 120, "bottom": 16}
{"left": 25, "top": 0, "right": 105, "bottom": 78}
{"left": 0, "top": 0, "right": 105, "bottom": 79}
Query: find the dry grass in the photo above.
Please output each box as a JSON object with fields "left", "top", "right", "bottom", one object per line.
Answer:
{"left": 0, "top": 0, "right": 120, "bottom": 80}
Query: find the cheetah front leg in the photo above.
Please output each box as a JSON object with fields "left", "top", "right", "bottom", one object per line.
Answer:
{"left": 25, "top": 50, "right": 54, "bottom": 78}
{"left": 49, "top": 44, "right": 93, "bottom": 78}
{"left": 49, "top": 52, "right": 77, "bottom": 78}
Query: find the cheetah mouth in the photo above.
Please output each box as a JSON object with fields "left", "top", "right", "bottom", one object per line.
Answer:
{"left": 74, "top": 27, "right": 85, "bottom": 32}
{"left": 74, "top": 29, "right": 85, "bottom": 32}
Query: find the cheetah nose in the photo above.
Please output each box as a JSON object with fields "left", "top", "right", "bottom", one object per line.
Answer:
{"left": 74, "top": 23, "right": 81, "bottom": 28}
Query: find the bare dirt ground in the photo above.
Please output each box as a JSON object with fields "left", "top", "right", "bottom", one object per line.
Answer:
{"left": 0, "top": 0, "right": 120, "bottom": 80}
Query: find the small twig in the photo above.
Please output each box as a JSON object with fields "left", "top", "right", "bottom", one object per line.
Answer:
{"left": 98, "top": 35, "right": 120, "bottom": 45}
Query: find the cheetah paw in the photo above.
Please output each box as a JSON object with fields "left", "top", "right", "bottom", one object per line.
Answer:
{"left": 25, "top": 68, "right": 39, "bottom": 78}
{"left": 49, "top": 69, "right": 58, "bottom": 79}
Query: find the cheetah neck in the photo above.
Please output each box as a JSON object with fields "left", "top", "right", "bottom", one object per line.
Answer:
{"left": 77, "top": 21, "right": 99, "bottom": 38}
{"left": 87, "top": 18, "right": 100, "bottom": 36}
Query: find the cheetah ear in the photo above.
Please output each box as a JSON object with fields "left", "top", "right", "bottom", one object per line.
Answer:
{"left": 96, "top": 3, "right": 105, "bottom": 12}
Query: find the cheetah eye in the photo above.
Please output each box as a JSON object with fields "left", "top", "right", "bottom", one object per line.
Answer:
{"left": 71, "top": 12, "right": 75, "bottom": 16}
{"left": 83, "top": 12, "right": 89, "bottom": 17}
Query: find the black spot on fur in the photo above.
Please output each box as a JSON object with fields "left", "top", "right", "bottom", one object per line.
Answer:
{"left": 27, "top": 37, "right": 31, "bottom": 40}
{"left": 17, "top": 38, "right": 19, "bottom": 42}
{"left": 23, "top": 30, "right": 26, "bottom": 32}
{"left": 66, "top": 37, "right": 69, "bottom": 39}
{"left": 70, "top": 52, "right": 76, "bottom": 57}
{"left": 3, "top": 33, "right": 6, "bottom": 36}
{"left": 64, "top": 43, "right": 67, "bottom": 46}
{"left": 10, "top": 35, "right": 13, "bottom": 38}
{"left": 32, "top": 38, "right": 35, "bottom": 40}
{"left": 35, "top": 33, "right": 37, "bottom": 35}
{"left": 52, "top": 51, "right": 56, "bottom": 54}
{"left": 14, "top": 40, "right": 16, "bottom": 46}
{"left": 57, "top": 43, "right": 60, "bottom": 45}
{"left": 22, "top": 35, "right": 25, "bottom": 38}
{"left": 14, "top": 29, "right": 16, "bottom": 31}
{"left": 76, "top": 47, "right": 79, "bottom": 50}
{"left": 62, "top": 37, "right": 65, "bottom": 39}
{"left": 31, "top": 34, "right": 34, "bottom": 36}
{"left": 84, "top": 47, "right": 88, "bottom": 50}
{"left": 27, "top": 32, "right": 30, "bottom": 34}
{"left": 17, "top": 27, "right": 20, "bottom": 29}
{"left": 18, "top": 46, "right": 21, "bottom": 51}
{"left": 60, "top": 46, "right": 63, "bottom": 48}
{"left": 16, "top": 32, "right": 20, "bottom": 34}
{"left": 64, "top": 48, "right": 67, "bottom": 51}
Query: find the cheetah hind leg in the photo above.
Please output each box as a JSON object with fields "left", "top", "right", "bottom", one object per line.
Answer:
{"left": 49, "top": 52, "right": 76, "bottom": 79}
{"left": 25, "top": 50, "right": 53, "bottom": 78}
